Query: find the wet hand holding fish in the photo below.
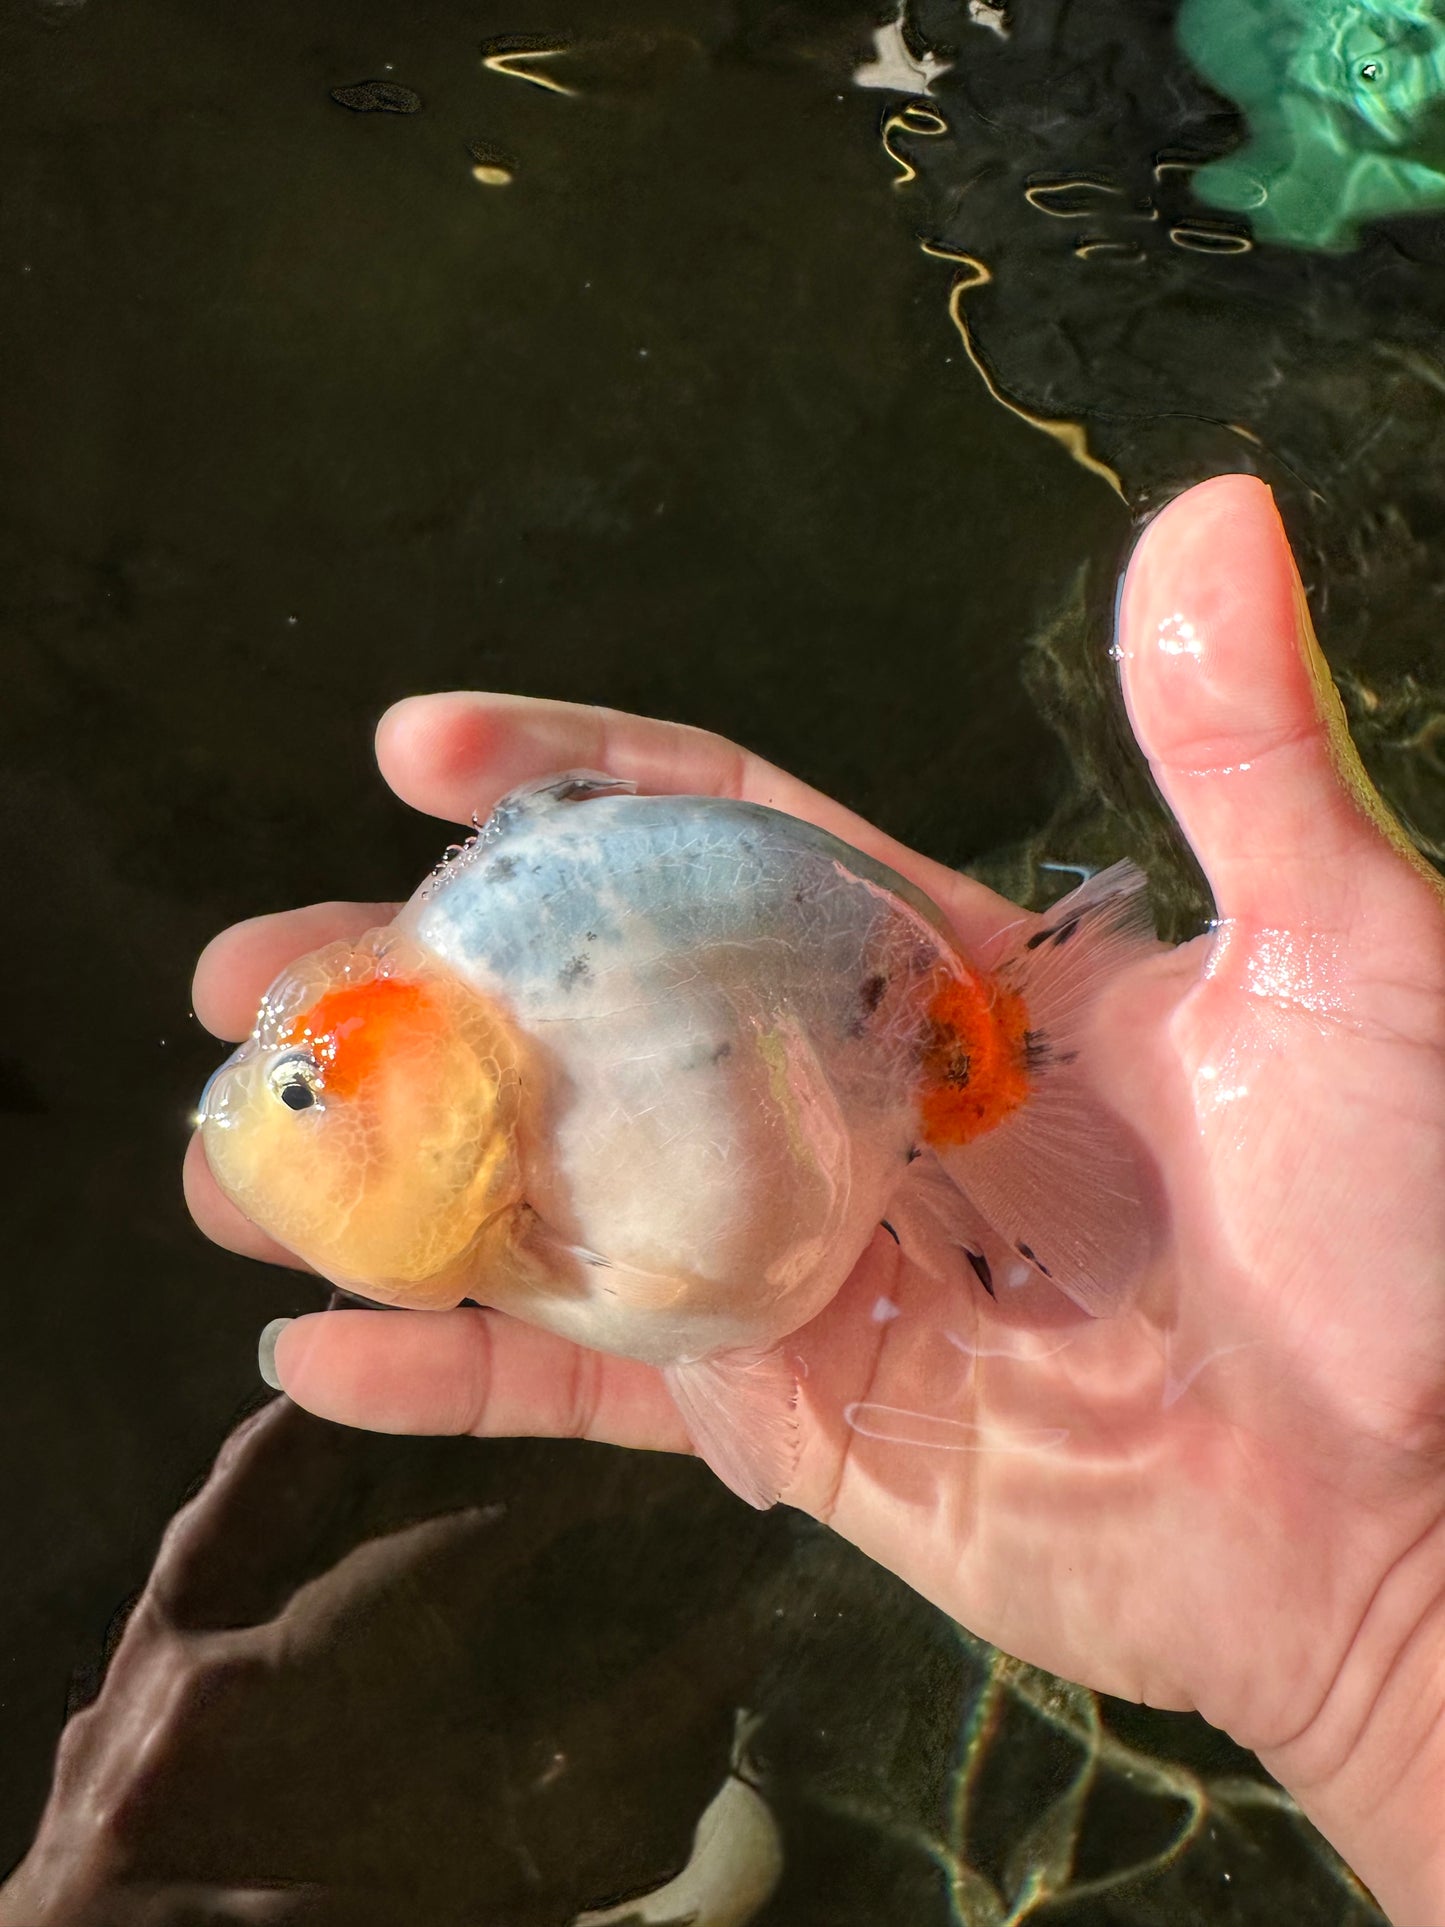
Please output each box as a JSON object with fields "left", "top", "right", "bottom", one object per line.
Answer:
{"left": 188, "top": 480, "right": 1445, "bottom": 1927}
{"left": 201, "top": 774, "right": 1153, "bottom": 1507}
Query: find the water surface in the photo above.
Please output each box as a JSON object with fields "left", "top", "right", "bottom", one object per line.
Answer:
{"left": 3, "top": 0, "right": 1439, "bottom": 1918}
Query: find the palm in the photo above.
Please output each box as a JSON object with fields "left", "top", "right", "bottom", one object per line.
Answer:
{"left": 808, "top": 897, "right": 1445, "bottom": 1755}
{"left": 187, "top": 476, "right": 1445, "bottom": 1775}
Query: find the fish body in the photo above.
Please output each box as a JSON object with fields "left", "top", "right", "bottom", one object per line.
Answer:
{"left": 201, "top": 774, "right": 1152, "bottom": 1504}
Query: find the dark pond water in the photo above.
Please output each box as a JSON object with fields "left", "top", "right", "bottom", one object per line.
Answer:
{"left": 3, "top": 0, "right": 1441, "bottom": 1919}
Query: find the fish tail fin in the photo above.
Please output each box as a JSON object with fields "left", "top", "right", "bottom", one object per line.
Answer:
{"left": 934, "top": 861, "right": 1157, "bottom": 1316}
{"left": 663, "top": 1346, "right": 799, "bottom": 1510}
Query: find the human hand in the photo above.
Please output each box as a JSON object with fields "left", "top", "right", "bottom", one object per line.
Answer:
{"left": 0, "top": 1397, "right": 766, "bottom": 1927}
{"left": 186, "top": 476, "right": 1445, "bottom": 1921}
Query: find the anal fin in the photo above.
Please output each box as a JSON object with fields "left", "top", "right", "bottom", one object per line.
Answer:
{"left": 886, "top": 1155, "right": 1000, "bottom": 1295}
{"left": 663, "top": 1347, "right": 799, "bottom": 1511}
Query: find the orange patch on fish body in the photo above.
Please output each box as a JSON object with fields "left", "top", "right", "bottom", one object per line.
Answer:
{"left": 917, "top": 967, "right": 1033, "bottom": 1145}
{"left": 278, "top": 978, "right": 442, "bottom": 1099}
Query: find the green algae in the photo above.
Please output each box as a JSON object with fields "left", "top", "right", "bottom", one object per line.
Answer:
{"left": 1179, "top": 0, "right": 1445, "bottom": 249}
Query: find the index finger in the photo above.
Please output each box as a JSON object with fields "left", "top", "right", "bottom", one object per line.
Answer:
{"left": 376, "top": 693, "right": 1016, "bottom": 947}
{"left": 192, "top": 901, "right": 398, "bottom": 1042}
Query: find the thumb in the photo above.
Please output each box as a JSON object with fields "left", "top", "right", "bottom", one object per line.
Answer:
{"left": 1116, "top": 473, "right": 1438, "bottom": 933}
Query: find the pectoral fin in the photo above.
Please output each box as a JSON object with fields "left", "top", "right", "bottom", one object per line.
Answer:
{"left": 663, "top": 1347, "right": 799, "bottom": 1511}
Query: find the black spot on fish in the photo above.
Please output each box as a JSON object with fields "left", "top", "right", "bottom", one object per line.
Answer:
{"left": 1056, "top": 1048, "right": 1080, "bottom": 1066}
{"left": 1023, "top": 1029, "right": 1052, "bottom": 1074}
{"left": 880, "top": 1219, "right": 900, "bottom": 1245}
{"left": 488, "top": 854, "right": 518, "bottom": 882}
{"left": 907, "top": 1145, "right": 923, "bottom": 1163}
{"left": 860, "top": 973, "right": 888, "bottom": 1015}
{"left": 1027, "top": 914, "right": 1080, "bottom": 951}
{"left": 941, "top": 1048, "right": 971, "bottom": 1089}
{"left": 1017, "top": 1242, "right": 1052, "bottom": 1278}
{"left": 559, "top": 956, "right": 590, "bottom": 989}
{"left": 965, "top": 1249, "right": 995, "bottom": 1297}
{"left": 710, "top": 1040, "right": 733, "bottom": 1064}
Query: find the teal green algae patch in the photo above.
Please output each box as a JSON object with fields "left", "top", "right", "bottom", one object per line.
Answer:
{"left": 1179, "top": 0, "right": 1445, "bottom": 249}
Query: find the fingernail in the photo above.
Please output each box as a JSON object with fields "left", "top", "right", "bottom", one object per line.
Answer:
{"left": 258, "top": 1318, "right": 293, "bottom": 1391}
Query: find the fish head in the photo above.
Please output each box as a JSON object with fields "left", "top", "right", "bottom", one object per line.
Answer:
{"left": 198, "top": 928, "right": 522, "bottom": 1305}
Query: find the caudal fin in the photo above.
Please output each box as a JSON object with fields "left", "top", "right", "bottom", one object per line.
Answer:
{"left": 934, "top": 862, "right": 1156, "bottom": 1317}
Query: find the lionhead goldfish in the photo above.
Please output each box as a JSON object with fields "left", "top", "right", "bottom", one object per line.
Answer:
{"left": 200, "top": 773, "right": 1153, "bottom": 1506}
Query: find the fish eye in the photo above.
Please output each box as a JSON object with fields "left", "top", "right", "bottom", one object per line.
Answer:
{"left": 266, "top": 1049, "right": 323, "bottom": 1113}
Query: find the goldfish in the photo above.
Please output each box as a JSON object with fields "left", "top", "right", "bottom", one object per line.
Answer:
{"left": 199, "top": 772, "right": 1153, "bottom": 1506}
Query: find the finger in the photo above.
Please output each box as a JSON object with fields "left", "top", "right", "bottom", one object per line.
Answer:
{"left": 267, "top": 1306, "right": 692, "bottom": 1453}
{"left": 193, "top": 902, "right": 398, "bottom": 1041}
{"left": 376, "top": 693, "right": 1013, "bottom": 946}
{"left": 184, "top": 1132, "right": 314, "bottom": 1272}
{"left": 1117, "top": 474, "right": 1437, "bottom": 929}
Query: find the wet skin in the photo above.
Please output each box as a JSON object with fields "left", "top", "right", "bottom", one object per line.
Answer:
{"left": 186, "top": 477, "right": 1445, "bottom": 1922}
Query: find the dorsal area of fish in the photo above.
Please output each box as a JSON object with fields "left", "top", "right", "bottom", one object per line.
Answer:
{"left": 398, "top": 792, "right": 954, "bottom": 1045}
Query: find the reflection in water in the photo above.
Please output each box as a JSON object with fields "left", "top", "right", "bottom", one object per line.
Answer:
{"left": 941, "top": 1636, "right": 1381, "bottom": 1924}
{"left": 0, "top": 1395, "right": 1387, "bottom": 1925}
{"left": 329, "top": 79, "right": 424, "bottom": 115}
{"left": 469, "top": 141, "right": 517, "bottom": 188}
{"left": 880, "top": 101, "right": 949, "bottom": 189}
{"left": 854, "top": 5, "right": 953, "bottom": 96}
{"left": 843, "top": 1401, "right": 1070, "bottom": 1453}
{"left": 912, "top": 238, "right": 1126, "bottom": 498}
{"left": 0, "top": 1398, "right": 788, "bottom": 1926}
{"left": 941, "top": 1328, "right": 1074, "bottom": 1363}
{"left": 1160, "top": 1335, "right": 1261, "bottom": 1411}
{"left": 480, "top": 34, "right": 580, "bottom": 98}
{"left": 892, "top": 0, "right": 1445, "bottom": 924}
{"left": 576, "top": 1718, "right": 782, "bottom": 1926}
{"left": 1179, "top": 0, "right": 1445, "bottom": 250}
